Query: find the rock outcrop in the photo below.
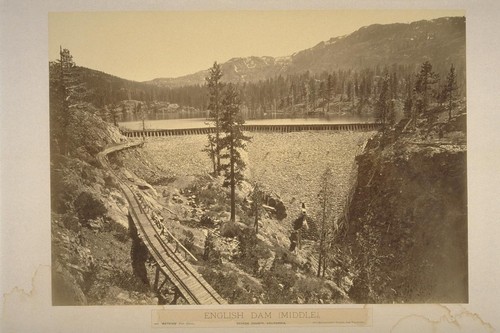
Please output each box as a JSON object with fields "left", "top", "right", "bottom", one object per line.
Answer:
{"left": 342, "top": 122, "right": 467, "bottom": 303}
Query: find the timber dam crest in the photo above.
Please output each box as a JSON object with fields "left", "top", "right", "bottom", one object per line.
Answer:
{"left": 121, "top": 122, "right": 381, "bottom": 138}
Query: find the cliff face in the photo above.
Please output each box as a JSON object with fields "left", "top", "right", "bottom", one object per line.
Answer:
{"left": 343, "top": 123, "right": 467, "bottom": 303}
{"left": 51, "top": 108, "right": 157, "bottom": 305}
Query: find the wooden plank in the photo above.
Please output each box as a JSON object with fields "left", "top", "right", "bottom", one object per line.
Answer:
{"left": 101, "top": 143, "right": 227, "bottom": 305}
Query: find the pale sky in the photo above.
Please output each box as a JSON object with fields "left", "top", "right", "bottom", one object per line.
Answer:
{"left": 49, "top": 10, "right": 465, "bottom": 82}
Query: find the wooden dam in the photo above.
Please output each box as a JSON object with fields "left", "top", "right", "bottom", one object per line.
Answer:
{"left": 121, "top": 122, "right": 381, "bottom": 138}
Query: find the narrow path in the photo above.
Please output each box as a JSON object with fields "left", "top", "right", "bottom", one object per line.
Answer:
{"left": 97, "top": 141, "right": 227, "bottom": 305}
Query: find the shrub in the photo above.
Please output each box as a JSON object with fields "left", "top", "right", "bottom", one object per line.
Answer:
{"left": 261, "top": 264, "right": 298, "bottom": 303}
{"left": 186, "top": 175, "right": 229, "bottom": 207}
{"left": 220, "top": 222, "right": 241, "bottom": 238}
{"left": 104, "top": 174, "right": 120, "bottom": 190}
{"left": 109, "top": 269, "right": 150, "bottom": 293}
{"left": 274, "top": 247, "right": 302, "bottom": 270}
{"left": 200, "top": 214, "right": 215, "bottom": 227}
{"left": 294, "top": 277, "right": 325, "bottom": 303}
{"left": 74, "top": 191, "right": 107, "bottom": 221}
{"left": 237, "top": 228, "right": 271, "bottom": 274}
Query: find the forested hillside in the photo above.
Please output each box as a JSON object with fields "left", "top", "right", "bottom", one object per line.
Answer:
{"left": 63, "top": 16, "right": 465, "bottom": 122}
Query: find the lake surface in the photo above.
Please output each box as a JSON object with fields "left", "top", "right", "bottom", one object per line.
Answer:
{"left": 119, "top": 115, "right": 374, "bottom": 130}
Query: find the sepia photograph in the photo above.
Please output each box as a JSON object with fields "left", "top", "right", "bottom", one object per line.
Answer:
{"left": 48, "top": 10, "right": 468, "bottom": 307}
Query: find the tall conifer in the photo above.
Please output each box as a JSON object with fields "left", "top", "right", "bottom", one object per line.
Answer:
{"left": 205, "top": 62, "right": 224, "bottom": 175}
{"left": 219, "top": 84, "right": 252, "bottom": 222}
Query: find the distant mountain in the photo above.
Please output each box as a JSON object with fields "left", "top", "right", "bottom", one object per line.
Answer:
{"left": 146, "top": 16, "right": 465, "bottom": 88}
{"left": 147, "top": 56, "right": 291, "bottom": 88}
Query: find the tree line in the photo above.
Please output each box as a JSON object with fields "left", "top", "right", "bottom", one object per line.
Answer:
{"left": 56, "top": 52, "right": 465, "bottom": 124}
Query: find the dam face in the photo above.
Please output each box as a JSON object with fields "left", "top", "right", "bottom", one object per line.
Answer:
{"left": 126, "top": 130, "right": 376, "bottom": 226}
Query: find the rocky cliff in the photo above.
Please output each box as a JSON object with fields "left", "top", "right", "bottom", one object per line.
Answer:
{"left": 51, "top": 108, "right": 157, "bottom": 305}
{"left": 342, "top": 115, "right": 467, "bottom": 303}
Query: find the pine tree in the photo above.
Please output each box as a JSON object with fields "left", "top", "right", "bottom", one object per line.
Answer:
{"left": 414, "top": 61, "right": 439, "bottom": 124}
{"left": 326, "top": 74, "right": 335, "bottom": 111}
{"left": 403, "top": 75, "right": 414, "bottom": 121}
{"left": 219, "top": 84, "right": 252, "bottom": 223}
{"left": 390, "top": 72, "right": 398, "bottom": 99}
{"left": 346, "top": 81, "right": 353, "bottom": 102}
{"left": 375, "top": 74, "right": 391, "bottom": 131}
{"left": 319, "top": 81, "right": 327, "bottom": 112}
{"left": 49, "top": 47, "right": 87, "bottom": 156}
{"left": 205, "top": 62, "right": 224, "bottom": 175}
{"left": 444, "top": 64, "right": 458, "bottom": 121}
{"left": 308, "top": 78, "right": 317, "bottom": 112}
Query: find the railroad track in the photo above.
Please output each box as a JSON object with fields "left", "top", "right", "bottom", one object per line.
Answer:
{"left": 97, "top": 141, "right": 226, "bottom": 305}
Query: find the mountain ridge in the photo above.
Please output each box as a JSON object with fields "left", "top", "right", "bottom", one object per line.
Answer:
{"left": 144, "top": 16, "right": 465, "bottom": 88}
